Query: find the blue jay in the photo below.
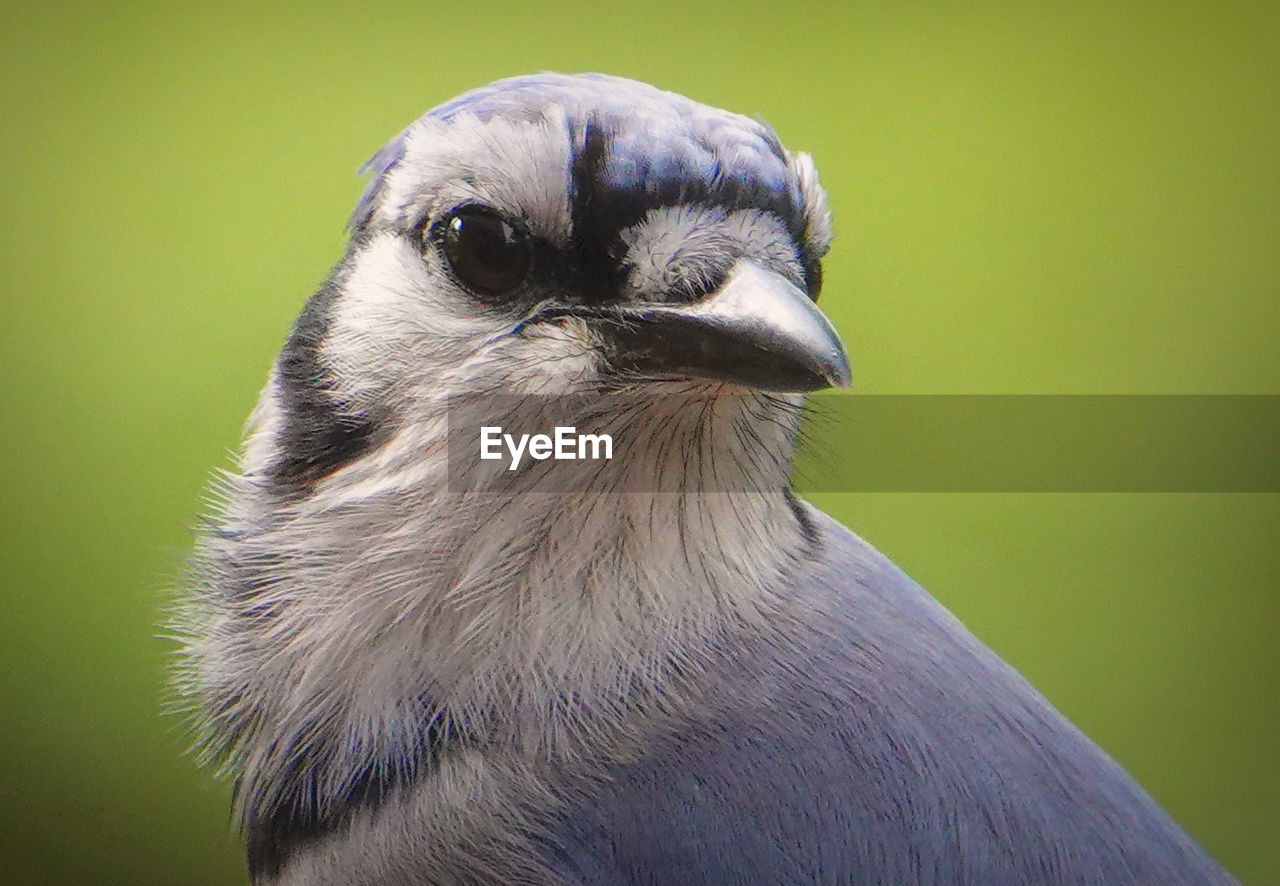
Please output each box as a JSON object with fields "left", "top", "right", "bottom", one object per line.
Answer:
{"left": 176, "top": 74, "right": 1237, "bottom": 885}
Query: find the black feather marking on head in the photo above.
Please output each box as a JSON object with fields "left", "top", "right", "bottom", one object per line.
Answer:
{"left": 267, "top": 260, "right": 383, "bottom": 495}
{"left": 567, "top": 118, "right": 626, "bottom": 303}
{"left": 570, "top": 111, "right": 818, "bottom": 301}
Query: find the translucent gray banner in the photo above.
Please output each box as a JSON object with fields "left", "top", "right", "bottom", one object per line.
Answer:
{"left": 793, "top": 394, "right": 1279, "bottom": 492}
{"left": 446, "top": 394, "right": 1280, "bottom": 493}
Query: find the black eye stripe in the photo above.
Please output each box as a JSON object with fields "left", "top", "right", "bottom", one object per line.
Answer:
{"left": 432, "top": 206, "right": 530, "bottom": 299}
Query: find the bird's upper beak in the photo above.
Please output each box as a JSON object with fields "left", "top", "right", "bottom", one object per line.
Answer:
{"left": 594, "top": 261, "right": 852, "bottom": 392}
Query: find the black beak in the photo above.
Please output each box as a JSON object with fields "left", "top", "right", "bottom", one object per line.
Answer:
{"left": 594, "top": 262, "right": 852, "bottom": 392}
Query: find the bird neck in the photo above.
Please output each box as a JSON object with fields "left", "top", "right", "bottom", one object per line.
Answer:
{"left": 189, "top": 390, "right": 812, "bottom": 830}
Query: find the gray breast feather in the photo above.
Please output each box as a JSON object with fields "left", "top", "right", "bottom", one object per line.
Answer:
{"left": 542, "top": 510, "right": 1234, "bottom": 885}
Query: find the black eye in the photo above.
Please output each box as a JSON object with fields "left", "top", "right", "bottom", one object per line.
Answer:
{"left": 437, "top": 207, "right": 530, "bottom": 298}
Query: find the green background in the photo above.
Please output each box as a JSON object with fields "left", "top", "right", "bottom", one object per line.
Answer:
{"left": 2, "top": 1, "right": 1276, "bottom": 883}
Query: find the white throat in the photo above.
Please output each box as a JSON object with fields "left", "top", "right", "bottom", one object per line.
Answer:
{"left": 182, "top": 385, "right": 809, "bottom": 823}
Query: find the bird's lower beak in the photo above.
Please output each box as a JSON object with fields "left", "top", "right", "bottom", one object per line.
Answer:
{"left": 600, "top": 261, "right": 852, "bottom": 392}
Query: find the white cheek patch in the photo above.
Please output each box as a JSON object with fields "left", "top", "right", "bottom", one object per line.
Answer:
{"left": 321, "top": 231, "right": 605, "bottom": 419}
{"left": 321, "top": 234, "right": 440, "bottom": 404}
{"left": 372, "top": 111, "right": 574, "bottom": 246}
{"left": 464, "top": 316, "right": 603, "bottom": 395}
{"left": 320, "top": 233, "right": 504, "bottom": 413}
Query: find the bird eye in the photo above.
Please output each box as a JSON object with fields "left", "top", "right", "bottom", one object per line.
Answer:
{"left": 436, "top": 207, "right": 530, "bottom": 298}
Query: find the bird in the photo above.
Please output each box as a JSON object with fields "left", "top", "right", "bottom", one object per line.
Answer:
{"left": 174, "top": 73, "right": 1238, "bottom": 885}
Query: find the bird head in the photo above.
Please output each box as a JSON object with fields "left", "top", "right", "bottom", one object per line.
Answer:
{"left": 247, "top": 73, "right": 848, "bottom": 496}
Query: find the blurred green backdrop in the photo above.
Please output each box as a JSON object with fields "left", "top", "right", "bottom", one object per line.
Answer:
{"left": 2, "top": 1, "right": 1277, "bottom": 883}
